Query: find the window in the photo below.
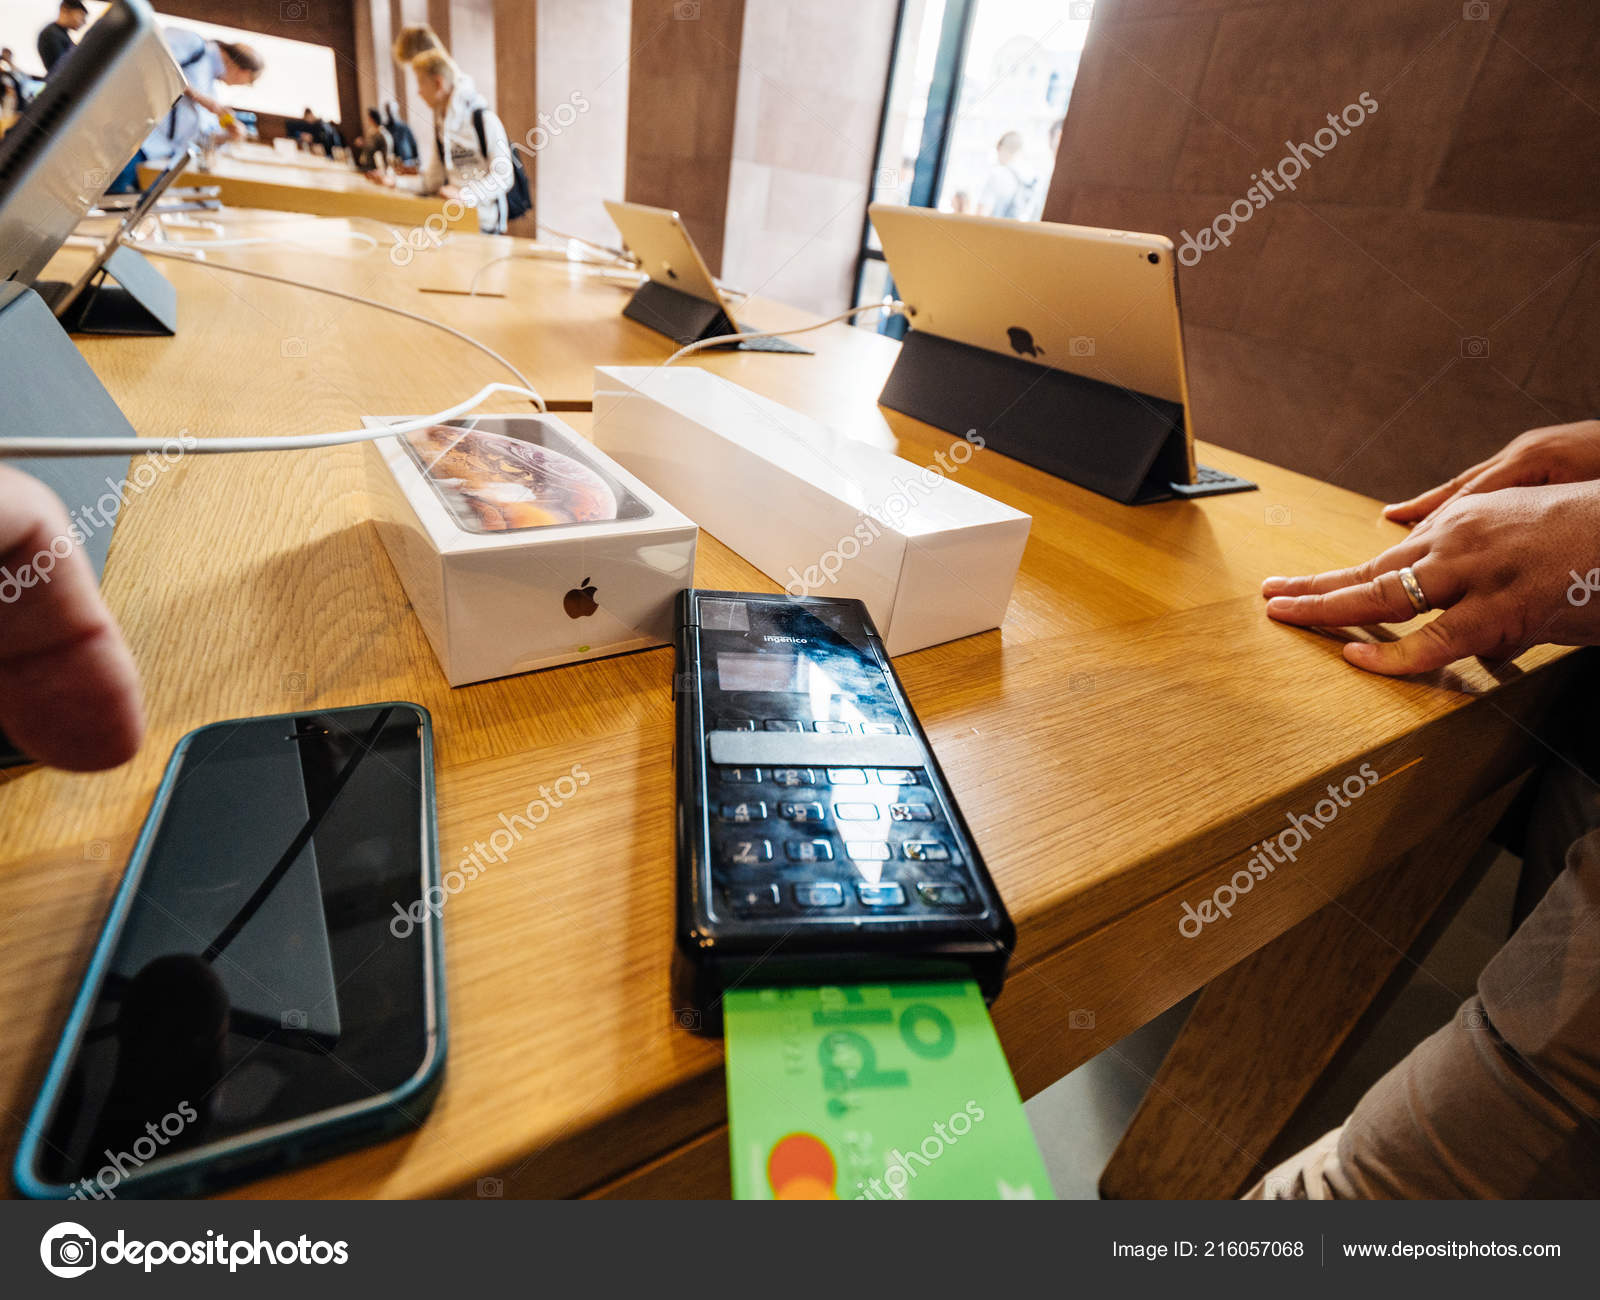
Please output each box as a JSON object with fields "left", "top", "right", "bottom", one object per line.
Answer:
{"left": 855, "top": 0, "right": 1095, "bottom": 332}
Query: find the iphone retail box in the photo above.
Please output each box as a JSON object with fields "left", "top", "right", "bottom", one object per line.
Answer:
{"left": 591, "top": 366, "right": 1030, "bottom": 656}
{"left": 364, "top": 413, "right": 697, "bottom": 686}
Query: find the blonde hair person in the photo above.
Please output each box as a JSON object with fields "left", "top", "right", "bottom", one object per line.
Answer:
{"left": 392, "top": 23, "right": 441, "bottom": 65}
{"left": 366, "top": 47, "right": 515, "bottom": 234}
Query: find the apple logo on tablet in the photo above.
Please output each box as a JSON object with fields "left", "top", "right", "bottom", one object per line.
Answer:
{"left": 1007, "top": 327, "right": 1043, "bottom": 358}
{"left": 564, "top": 578, "right": 599, "bottom": 619}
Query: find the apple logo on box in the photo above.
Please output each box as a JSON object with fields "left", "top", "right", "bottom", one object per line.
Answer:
{"left": 564, "top": 577, "right": 599, "bottom": 619}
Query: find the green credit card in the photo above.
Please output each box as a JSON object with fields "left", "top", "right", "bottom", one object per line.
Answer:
{"left": 723, "top": 980, "right": 1053, "bottom": 1200}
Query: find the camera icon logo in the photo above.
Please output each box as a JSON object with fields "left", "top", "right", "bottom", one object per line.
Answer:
{"left": 1069, "top": 336, "right": 1095, "bottom": 357}
{"left": 1068, "top": 1008, "right": 1095, "bottom": 1030}
{"left": 1460, "top": 335, "right": 1489, "bottom": 359}
{"left": 673, "top": 1008, "right": 703, "bottom": 1031}
{"left": 281, "top": 337, "right": 308, "bottom": 359}
{"left": 281, "top": 0, "right": 310, "bottom": 19}
{"left": 1463, "top": 1, "right": 1490, "bottom": 19}
{"left": 674, "top": 1, "right": 701, "bottom": 18}
{"left": 41, "top": 1222, "right": 97, "bottom": 1278}
{"left": 281, "top": 1008, "right": 308, "bottom": 1030}
{"left": 477, "top": 1176, "right": 504, "bottom": 1198}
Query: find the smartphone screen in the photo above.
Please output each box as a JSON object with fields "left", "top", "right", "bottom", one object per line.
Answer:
{"left": 23, "top": 705, "right": 440, "bottom": 1195}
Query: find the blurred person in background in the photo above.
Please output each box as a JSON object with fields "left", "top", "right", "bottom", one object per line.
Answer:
{"left": 36, "top": 0, "right": 88, "bottom": 78}
{"left": 383, "top": 98, "right": 419, "bottom": 167}
{"left": 366, "top": 50, "right": 514, "bottom": 235}
{"left": 140, "top": 31, "right": 264, "bottom": 162}
{"left": 354, "top": 106, "right": 393, "bottom": 173}
{"left": 977, "top": 130, "right": 1037, "bottom": 220}
{"left": 107, "top": 30, "right": 261, "bottom": 193}
{"left": 0, "top": 48, "right": 24, "bottom": 130}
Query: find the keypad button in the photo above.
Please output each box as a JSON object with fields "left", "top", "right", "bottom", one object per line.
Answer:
{"left": 727, "top": 882, "right": 781, "bottom": 912}
{"left": 778, "top": 801, "right": 826, "bottom": 824}
{"left": 723, "top": 838, "right": 774, "bottom": 866}
{"left": 825, "top": 768, "right": 867, "bottom": 785}
{"left": 720, "top": 767, "right": 762, "bottom": 784}
{"left": 770, "top": 768, "right": 816, "bottom": 787}
{"left": 860, "top": 721, "right": 901, "bottom": 735}
{"left": 856, "top": 881, "right": 906, "bottom": 908}
{"left": 794, "top": 882, "right": 844, "bottom": 908}
{"left": 889, "top": 802, "right": 934, "bottom": 822}
{"left": 785, "top": 838, "right": 834, "bottom": 863}
{"left": 917, "top": 881, "right": 968, "bottom": 906}
{"left": 834, "top": 802, "right": 880, "bottom": 821}
{"left": 813, "top": 721, "right": 852, "bottom": 734}
{"left": 719, "top": 801, "right": 768, "bottom": 823}
{"left": 764, "top": 719, "right": 803, "bottom": 732}
{"left": 901, "top": 840, "right": 950, "bottom": 862}
{"left": 875, "top": 769, "right": 920, "bottom": 785}
{"left": 845, "top": 841, "right": 892, "bottom": 861}
{"left": 719, "top": 717, "right": 758, "bottom": 731}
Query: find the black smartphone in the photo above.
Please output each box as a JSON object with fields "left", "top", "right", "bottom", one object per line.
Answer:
{"left": 672, "top": 591, "right": 1014, "bottom": 1030}
{"left": 15, "top": 703, "right": 445, "bottom": 1199}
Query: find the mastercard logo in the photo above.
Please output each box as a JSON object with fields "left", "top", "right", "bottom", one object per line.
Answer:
{"left": 766, "top": 1132, "right": 839, "bottom": 1200}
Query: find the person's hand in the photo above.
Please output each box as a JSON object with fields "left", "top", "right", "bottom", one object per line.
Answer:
{"left": 226, "top": 121, "right": 245, "bottom": 141}
{"left": 0, "top": 466, "right": 142, "bottom": 769}
{"left": 1262, "top": 480, "right": 1600, "bottom": 676}
{"left": 438, "top": 183, "right": 461, "bottom": 201}
{"left": 361, "top": 169, "right": 396, "bottom": 188}
{"left": 1383, "top": 418, "right": 1600, "bottom": 525}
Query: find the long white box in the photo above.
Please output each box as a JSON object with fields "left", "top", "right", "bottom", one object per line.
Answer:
{"left": 365, "top": 412, "right": 696, "bottom": 686}
{"left": 592, "top": 366, "right": 1030, "bottom": 656}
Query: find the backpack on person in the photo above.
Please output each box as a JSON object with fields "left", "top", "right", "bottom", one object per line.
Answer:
{"left": 436, "top": 106, "right": 530, "bottom": 221}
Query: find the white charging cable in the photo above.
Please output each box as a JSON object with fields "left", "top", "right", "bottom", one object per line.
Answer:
{"left": 148, "top": 228, "right": 380, "bottom": 252}
{"left": 463, "top": 231, "right": 637, "bottom": 295}
{"left": 136, "top": 242, "right": 542, "bottom": 393}
{"left": 662, "top": 300, "right": 906, "bottom": 366}
{"left": 0, "top": 382, "right": 544, "bottom": 457}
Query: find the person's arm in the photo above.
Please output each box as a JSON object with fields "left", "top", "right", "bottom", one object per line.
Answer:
{"left": 418, "top": 122, "right": 445, "bottom": 195}
{"left": 1262, "top": 478, "right": 1600, "bottom": 675}
{"left": 0, "top": 466, "right": 142, "bottom": 770}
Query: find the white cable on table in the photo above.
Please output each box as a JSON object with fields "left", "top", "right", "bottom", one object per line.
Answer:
{"left": 0, "top": 383, "right": 544, "bottom": 456}
{"left": 534, "top": 222, "right": 634, "bottom": 265}
{"left": 135, "top": 242, "right": 542, "bottom": 394}
{"left": 467, "top": 251, "right": 520, "bottom": 296}
{"left": 149, "top": 228, "right": 380, "bottom": 252}
{"left": 662, "top": 300, "right": 906, "bottom": 366}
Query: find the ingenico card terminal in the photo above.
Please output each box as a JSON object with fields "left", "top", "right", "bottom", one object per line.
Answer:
{"left": 673, "top": 590, "right": 1015, "bottom": 1028}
